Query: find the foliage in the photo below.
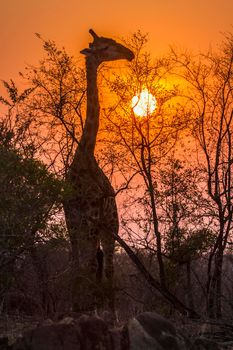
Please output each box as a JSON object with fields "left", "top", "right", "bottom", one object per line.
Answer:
{"left": 0, "top": 123, "right": 63, "bottom": 265}
{"left": 169, "top": 32, "right": 233, "bottom": 317}
{"left": 0, "top": 30, "right": 233, "bottom": 318}
{"left": 0, "top": 35, "right": 86, "bottom": 174}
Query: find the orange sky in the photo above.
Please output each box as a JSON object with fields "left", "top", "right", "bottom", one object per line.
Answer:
{"left": 0, "top": 0, "right": 232, "bottom": 92}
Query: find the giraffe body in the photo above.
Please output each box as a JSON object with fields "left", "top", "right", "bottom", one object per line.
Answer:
{"left": 63, "top": 30, "right": 134, "bottom": 313}
{"left": 64, "top": 149, "right": 118, "bottom": 311}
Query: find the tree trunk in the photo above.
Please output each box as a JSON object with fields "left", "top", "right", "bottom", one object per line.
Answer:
{"left": 207, "top": 247, "right": 224, "bottom": 318}
{"left": 186, "top": 261, "right": 195, "bottom": 311}
{"left": 148, "top": 183, "right": 166, "bottom": 289}
{"left": 112, "top": 229, "right": 199, "bottom": 318}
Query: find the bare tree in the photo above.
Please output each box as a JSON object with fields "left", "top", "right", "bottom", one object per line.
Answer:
{"left": 171, "top": 32, "right": 233, "bottom": 317}
{"left": 99, "top": 33, "right": 201, "bottom": 316}
{"left": 1, "top": 34, "right": 86, "bottom": 174}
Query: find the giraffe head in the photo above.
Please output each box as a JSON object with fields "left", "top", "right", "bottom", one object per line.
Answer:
{"left": 80, "top": 29, "right": 134, "bottom": 64}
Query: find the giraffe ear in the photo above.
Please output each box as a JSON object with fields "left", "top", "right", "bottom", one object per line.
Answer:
{"left": 80, "top": 48, "right": 93, "bottom": 56}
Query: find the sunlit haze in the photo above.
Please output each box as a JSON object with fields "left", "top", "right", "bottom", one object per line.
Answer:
{"left": 132, "top": 89, "right": 157, "bottom": 117}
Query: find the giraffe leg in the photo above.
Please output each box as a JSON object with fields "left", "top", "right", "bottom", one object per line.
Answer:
{"left": 101, "top": 233, "right": 115, "bottom": 313}
{"left": 94, "top": 244, "right": 105, "bottom": 311}
{"left": 96, "top": 245, "right": 104, "bottom": 283}
{"left": 72, "top": 223, "right": 100, "bottom": 313}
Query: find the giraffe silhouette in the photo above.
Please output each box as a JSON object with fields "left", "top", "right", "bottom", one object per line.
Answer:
{"left": 63, "top": 29, "right": 134, "bottom": 313}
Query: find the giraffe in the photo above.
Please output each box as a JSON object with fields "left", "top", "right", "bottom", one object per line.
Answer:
{"left": 63, "top": 29, "right": 134, "bottom": 313}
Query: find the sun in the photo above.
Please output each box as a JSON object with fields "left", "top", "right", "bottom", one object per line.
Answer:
{"left": 132, "top": 89, "right": 157, "bottom": 117}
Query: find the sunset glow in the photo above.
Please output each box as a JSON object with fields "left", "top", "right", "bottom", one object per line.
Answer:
{"left": 1, "top": 0, "right": 233, "bottom": 329}
{"left": 132, "top": 89, "right": 157, "bottom": 117}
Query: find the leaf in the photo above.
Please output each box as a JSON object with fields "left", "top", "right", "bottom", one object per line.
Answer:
{"left": 0, "top": 96, "right": 11, "bottom": 106}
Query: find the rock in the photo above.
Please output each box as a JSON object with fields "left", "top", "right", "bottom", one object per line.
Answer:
{"left": 127, "top": 317, "right": 163, "bottom": 350}
{"left": 11, "top": 315, "right": 113, "bottom": 350}
{"left": 127, "top": 312, "right": 189, "bottom": 350}
{"left": 193, "top": 337, "right": 221, "bottom": 349}
{"left": 77, "top": 314, "right": 113, "bottom": 349}
{"left": 0, "top": 336, "right": 9, "bottom": 350}
{"left": 101, "top": 310, "right": 116, "bottom": 327}
{"left": 8, "top": 311, "right": 224, "bottom": 350}
{"left": 37, "top": 318, "right": 54, "bottom": 327}
{"left": 12, "top": 324, "right": 81, "bottom": 350}
{"left": 58, "top": 316, "right": 76, "bottom": 325}
{"left": 109, "top": 327, "right": 124, "bottom": 350}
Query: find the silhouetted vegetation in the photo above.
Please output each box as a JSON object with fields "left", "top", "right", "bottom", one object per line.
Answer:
{"left": 0, "top": 30, "right": 233, "bottom": 327}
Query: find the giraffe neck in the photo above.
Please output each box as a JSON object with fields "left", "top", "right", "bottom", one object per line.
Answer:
{"left": 80, "top": 57, "right": 100, "bottom": 155}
